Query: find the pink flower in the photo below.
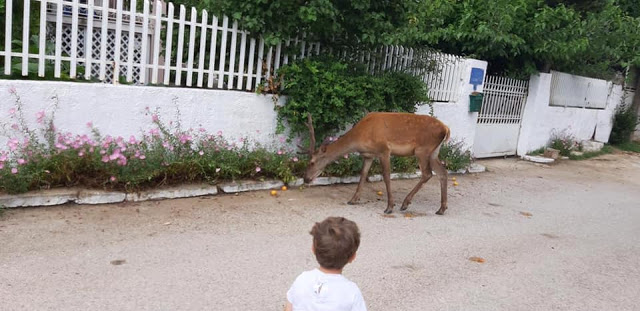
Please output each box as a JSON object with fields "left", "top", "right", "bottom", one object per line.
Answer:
{"left": 11, "top": 124, "right": 18, "bottom": 130}
{"left": 199, "top": 127, "right": 206, "bottom": 132}
{"left": 215, "top": 168, "right": 221, "bottom": 173}
{"left": 17, "top": 158, "right": 26, "bottom": 165}
{"left": 129, "top": 136, "right": 137, "bottom": 144}
{"left": 150, "top": 128, "right": 160, "bottom": 136}
{"left": 100, "top": 149, "right": 106, "bottom": 155}
{"left": 110, "top": 176, "right": 117, "bottom": 182}
{"left": 344, "top": 154, "right": 349, "bottom": 159}
{"left": 238, "top": 137, "right": 245, "bottom": 143}
{"left": 277, "top": 150, "right": 283, "bottom": 155}
{"left": 139, "top": 155, "right": 146, "bottom": 160}
{"left": 0, "top": 163, "right": 4, "bottom": 169}
{"left": 199, "top": 151, "right": 204, "bottom": 156}
{"left": 11, "top": 168, "right": 18, "bottom": 174}
{"left": 36, "top": 111, "right": 46, "bottom": 124}
{"left": 279, "top": 136, "right": 286, "bottom": 143}
{"left": 86, "top": 122, "right": 93, "bottom": 128}
{"left": 293, "top": 157, "right": 299, "bottom": 162}
{"left": 78, "top": 151, "right": 84, "bottom": 157}
{"left": 0, "top": 154, "right": 6, "bottom": 162}
{"left": 217, "top": 131, "right": 223, "bottom": 136}
{"left": 8, "top": 108, "right": 16, "bottom": 115}
{"left": 179, "top": 134, "right": 193, "bottom": 144}
{"left": 152, "top": 114, "right": 159, "bottom": 122}
{"left": 8, "top": 138, "right": 19, "bottom": 151}
{"left": 101, "top": 155, "right": 109, "bottom": 163}
{"left": 255, "top": 167, "right": 261, "bottom": 173}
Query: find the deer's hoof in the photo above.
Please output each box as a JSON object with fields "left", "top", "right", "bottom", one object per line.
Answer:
{"left": 435, "top": 207, "right": 447, "bottom": 215}
{"left": 383, "top": 208, "right": 393, "bottom": 214}
{"left": 347, "top": 200, "right": 359, "bottom": 205}
{"left": 400, "top": 203, "right": 410, "bottom": 211}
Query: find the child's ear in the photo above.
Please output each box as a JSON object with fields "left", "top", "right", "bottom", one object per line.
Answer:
{"left": 348, "top": 252, "right": 357, "bottom": 263}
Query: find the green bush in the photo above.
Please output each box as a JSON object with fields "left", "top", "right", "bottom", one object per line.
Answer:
{"left": 609, "top": 107, "right": 638, "bottom": 145}
{"left": 275, "top": 57, "right": 430, "bottom": 142}
{"left": 439, "top": 139, "right": 472, "bottom": 172}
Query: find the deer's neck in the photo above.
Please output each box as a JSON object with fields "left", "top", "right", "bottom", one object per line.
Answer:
{"left": 324, "top": 132, "right": 357, "bottom": 161}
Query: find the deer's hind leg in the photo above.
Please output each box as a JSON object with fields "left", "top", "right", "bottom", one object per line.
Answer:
{"left": 431, "top": 154, "right": 448, "bottom": 215}
{"left": 400, "top": 152, "right": 433, "bottom": 211}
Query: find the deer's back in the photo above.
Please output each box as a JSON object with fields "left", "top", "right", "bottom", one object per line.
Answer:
{"left": 352, "top": 112, "right": 449, "bottom": 147}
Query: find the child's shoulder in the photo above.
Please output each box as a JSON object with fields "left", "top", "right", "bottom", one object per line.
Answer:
{"left": 294, "top": 269, "right": 361, "bottom": 290}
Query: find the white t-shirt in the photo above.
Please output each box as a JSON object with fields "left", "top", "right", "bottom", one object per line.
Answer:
{"left": 287, "top": 268, "right": 367, "bottom": 311}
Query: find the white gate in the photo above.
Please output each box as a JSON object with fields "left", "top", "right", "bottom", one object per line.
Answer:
{"left": 474, "top": 76, "right": 529, "bottom": 158}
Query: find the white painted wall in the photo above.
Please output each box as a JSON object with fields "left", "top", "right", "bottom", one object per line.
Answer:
{"left": 517, "top": 73, "right": 622, "bottom": 155}
{"left": 416, "top": 58, "right": 488, "bottom": 152}
{"left": 0, "top": 80, "right": 287, "bottom": 149}
{"left": 0, "top": 59, "right": 487, "bottom": 153}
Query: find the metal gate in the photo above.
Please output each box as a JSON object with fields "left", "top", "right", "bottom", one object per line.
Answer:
{"left": 473, "top": 76, "right": 529, "bottom": 158}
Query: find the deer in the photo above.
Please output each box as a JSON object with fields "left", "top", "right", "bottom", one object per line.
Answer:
{"left": 299, "top": 112, "right": 451, "bottom": 215}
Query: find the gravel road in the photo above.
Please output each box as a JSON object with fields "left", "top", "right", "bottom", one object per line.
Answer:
{"left": 1, "top": 152, "right": 639, "bottom": 311}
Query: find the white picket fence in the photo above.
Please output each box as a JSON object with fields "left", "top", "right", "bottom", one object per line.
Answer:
{"left": 550, "top": 70, "right": 610, "bottom": 109}
{"left": 1, "top": 0, "right": 465, "bottom": 102}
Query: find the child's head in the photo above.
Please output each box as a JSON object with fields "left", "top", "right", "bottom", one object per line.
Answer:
{"left": 310, "top": 217, "right": 361, "bottom": 270}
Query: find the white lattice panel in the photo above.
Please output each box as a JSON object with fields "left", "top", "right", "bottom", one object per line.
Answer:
{"left": 49, "top": 22, "right": 143, "bottom": 84}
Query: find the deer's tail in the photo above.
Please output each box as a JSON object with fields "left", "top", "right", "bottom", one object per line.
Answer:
{"left": 431, "top": 125, "right": 450, "bottom": 161}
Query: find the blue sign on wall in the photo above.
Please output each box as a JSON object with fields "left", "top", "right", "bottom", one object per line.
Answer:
{"left": 469, "top": 67, "right": 485, "bottom": 91}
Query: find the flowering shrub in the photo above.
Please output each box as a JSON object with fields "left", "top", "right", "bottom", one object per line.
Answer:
{"left": 549, "top": 129, "right": 580, "bottom": 156}
{"left": 0, "top": 88, "right": 470, "bottom": 195}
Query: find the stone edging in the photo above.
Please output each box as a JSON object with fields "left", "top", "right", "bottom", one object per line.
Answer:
{"left": 0, "top": 164, "right": 486, "bottom": 209}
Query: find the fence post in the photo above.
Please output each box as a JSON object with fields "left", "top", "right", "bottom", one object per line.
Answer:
{"left": 39, "top": 0, "right": 47, "bottom": 77}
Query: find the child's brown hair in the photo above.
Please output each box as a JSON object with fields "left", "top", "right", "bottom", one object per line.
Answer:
{"left": 310, "top": 217, "right": 361, "bottom": 270}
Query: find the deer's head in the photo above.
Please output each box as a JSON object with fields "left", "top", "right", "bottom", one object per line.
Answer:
{"left": 298, "top": 114, "right": 333, "bottom": 184}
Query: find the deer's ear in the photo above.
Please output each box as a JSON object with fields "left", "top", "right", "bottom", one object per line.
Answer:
{"left": 320, "top": 145, "right": 327, "bottom": 153}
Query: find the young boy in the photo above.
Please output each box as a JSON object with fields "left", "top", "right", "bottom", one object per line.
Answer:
{"left": 285, "top": 216, "right": 367, "bottom": 311}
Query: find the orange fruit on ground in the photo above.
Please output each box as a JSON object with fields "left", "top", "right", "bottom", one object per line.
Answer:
{"left": 281, "top": 186, "right": 288, "bottom": 191}
{"left": 453, "top": 181, "right": 459, "bottom": 186}
{"left": 270, "top": 190, "right": 278, "bottom": 196}
{"left": 377, "top": 191, "right": 383, "bottom": 196}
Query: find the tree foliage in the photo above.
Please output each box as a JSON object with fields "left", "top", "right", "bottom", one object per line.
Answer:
{"left": 170, "top": 0, "right": 640, "bottom": 78}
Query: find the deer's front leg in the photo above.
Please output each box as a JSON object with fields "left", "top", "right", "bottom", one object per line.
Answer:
{"left": 380, "top": 154, "right": 394, "bottom": 214}
{"left": 348, "top": 157, "right": 374, "bottom": 205}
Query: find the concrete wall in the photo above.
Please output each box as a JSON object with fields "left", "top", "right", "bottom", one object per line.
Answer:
{"left": 517, "top": 73, "right": 622, "bottom": 155}
{"left": 0, "top": 59, "right": 487, "bottom": 152}
{"left": 0, "top": 80, "right": 287, "bottom": 149}
{"left": 416, "top": 58, "right": 487, "bottom": 152}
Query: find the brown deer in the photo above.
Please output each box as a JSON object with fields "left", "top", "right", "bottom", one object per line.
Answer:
{"left": 299, "top": 112, "right": 451, "bottom": 215}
